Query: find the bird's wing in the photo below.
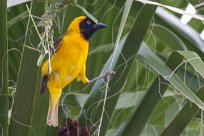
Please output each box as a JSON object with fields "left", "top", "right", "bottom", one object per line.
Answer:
{"left": 40, "top": 60, "right": 49, "bottom": 95}
{"left": 52, "top": 35, "right": 64, "bottom": 53}
{"left": 40, "top": 34, "right": 66, "bottom": 95}
{"left": 40, "top": 74, "right": 49, "bottom": 95}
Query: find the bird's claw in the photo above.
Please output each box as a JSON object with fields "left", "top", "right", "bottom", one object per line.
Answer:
{"left": 89, "top": 69, "right": 115, "bottom": 83}
{"left": 103, "top": 70, "right": 115, "bottom": 81}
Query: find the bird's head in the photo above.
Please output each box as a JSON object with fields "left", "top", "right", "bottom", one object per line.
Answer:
{"left": 68, "top": 16, "right": 107, "bottom": 40}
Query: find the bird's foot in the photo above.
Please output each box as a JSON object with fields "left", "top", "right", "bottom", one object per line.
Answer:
{"left": 89, "top": 69, "right": 115, "bottom": 83}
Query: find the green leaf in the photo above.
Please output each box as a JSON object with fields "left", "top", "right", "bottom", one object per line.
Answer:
{"left": 115, "top": 92, "right": 145, "bottom": 109}
{"left": 138, "top": 44, "right": 204, "bottom": 110}
{"left": 73, "top": 92, "right": 146, "bottom": 110}
{"left": 9, "top": 1, "right": 45, "bottom": 135}
{"left": 176, "top": 51, "right": 204, "bottom": 79}
{"left": 89, "top": 43, "right": 113, "bottom": 56}
{"left": 7, "top": 11, "right": 28, "bottom": 29}
{"left": 120, "top": 75, "right": 168, "bottom": 136}
{"left": 0, "top": 0, "right": 8, "bottom": 135}
{"left": 156, "top": 7, "right": 204, "bottom": 53}
{"left": 119, "top": 46, "right": 178, "bottom": 135}
{"left": 161, "top": 86, "right": 204, "bottom": 136}
{"left": 120, "top": 43, "right": 204, "bottom": 136}
{"left": 152, "top": 24, "right": 187, "bottom": 51}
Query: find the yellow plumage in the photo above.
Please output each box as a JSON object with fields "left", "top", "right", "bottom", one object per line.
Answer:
{"left": 40, "top": 16, "right": 106, "bottom": 126}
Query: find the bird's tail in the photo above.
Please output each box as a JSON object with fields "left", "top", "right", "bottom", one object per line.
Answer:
{"left": 47, "top": 88, "right": 62, "bottom": 127}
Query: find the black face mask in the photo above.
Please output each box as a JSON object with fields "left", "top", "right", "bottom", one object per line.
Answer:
{"left": 79, "top": 17, "right": 107, "bottom": 40}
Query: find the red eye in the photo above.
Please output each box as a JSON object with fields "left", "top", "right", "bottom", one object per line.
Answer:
{"left": 87, "top": 20, "right": 91, "bottom": 25}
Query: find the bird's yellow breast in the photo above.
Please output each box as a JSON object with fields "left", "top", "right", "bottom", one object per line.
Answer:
{"left": 46, "top": 33, "right": 89, "bottom": 89}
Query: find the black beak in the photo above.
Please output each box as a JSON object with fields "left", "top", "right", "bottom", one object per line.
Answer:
{"left": 93, "top": 23, "right": 107, "bottom": 30}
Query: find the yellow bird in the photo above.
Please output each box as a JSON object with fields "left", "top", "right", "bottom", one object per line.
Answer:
{"left": 40, "top": 16, "right": 107, "bottom": 126}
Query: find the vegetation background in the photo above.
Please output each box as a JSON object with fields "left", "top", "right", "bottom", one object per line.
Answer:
{"left": 1, "top": 0, "right": 204, "bottom": 136}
